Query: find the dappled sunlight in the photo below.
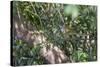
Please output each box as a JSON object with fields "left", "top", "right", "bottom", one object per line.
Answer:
{"left": 13, "top": 15, "right": 69, "bottom": 64}
{"left": 15, "top": 22, "right": 18, "bottom": 29}
{"left": 40, "top": 43, "right": 69, "bottom": 64}
{"left": 12, "top": 1, "right": 97, "bottom": 66}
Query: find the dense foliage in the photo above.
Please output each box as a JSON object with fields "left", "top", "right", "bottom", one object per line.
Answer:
{"left": 12, "top": 1, "right": 97, "bottom": 66}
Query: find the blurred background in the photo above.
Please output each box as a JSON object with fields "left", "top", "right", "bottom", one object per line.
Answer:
{"left": 12, "top": 1, "right": 97, "bottom": 66}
